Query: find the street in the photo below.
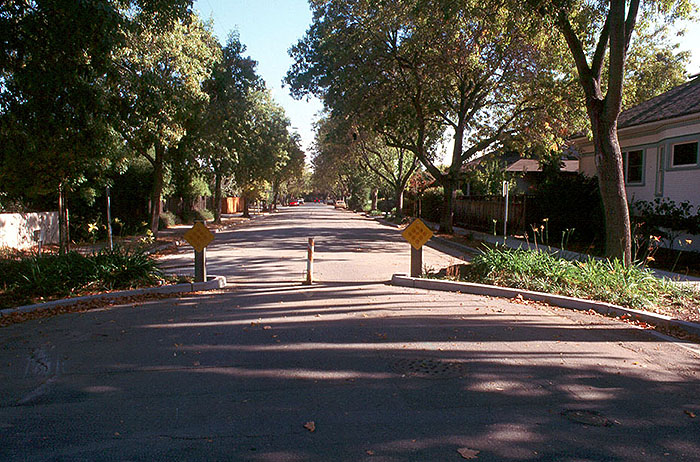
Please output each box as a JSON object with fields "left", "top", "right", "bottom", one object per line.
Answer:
{"left": 1, "top": 205, "right": 700, "bottom": 461}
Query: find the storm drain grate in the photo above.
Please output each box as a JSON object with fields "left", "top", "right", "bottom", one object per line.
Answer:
{"left": 561, "top": 409, "right": 614, "bottom": 427}
{"left": 390, "top": 358, "right": 467, "bottom": 379}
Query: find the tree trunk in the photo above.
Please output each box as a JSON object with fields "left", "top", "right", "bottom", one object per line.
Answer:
{"left": 395, "top": 187, "right": 404, "bottom": 218}
{"left": 149, "top": 143, "right": 165, "bottom": 237}
{"left": 242, "top": 194, "right": 250, "bottom": 218}
{"left": 590, "top": 110, "right": 632, "bottom": 264}
{"left": 439, "top": 175, "right": 458, "bottom": 234}
{"left": 371, "top": 188, "right": 378, "bottom": 211}
{"left": 214, "top": 171, "right": 222, "bottom": 224}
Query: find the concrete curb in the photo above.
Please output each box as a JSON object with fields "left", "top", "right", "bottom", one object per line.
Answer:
{"left": 391, "top": 274, "right": 700, "bottom": 338}
{"left": 0, "top": 275, "right": 227, "bottom": 317}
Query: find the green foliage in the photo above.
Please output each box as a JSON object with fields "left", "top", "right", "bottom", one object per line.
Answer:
{"left": 530, "top": 170, "right": 604, "bottom": 249}
{"left": 421, "top": 187, "right": 445, "bottom": 224}
{"left": 461, "top": 247, "right": 698, "bottom": 310}
{"left": 182, "top": 209, "right": 214, "bottom": 224}
{"left": 159, "top": 211, "right": 179, "bottom": 229}
{"left": 0, "top": 247, "right": 164, "bottom": 307}
{"left": 463, "top": 157, "right": 518, "bottom": 196}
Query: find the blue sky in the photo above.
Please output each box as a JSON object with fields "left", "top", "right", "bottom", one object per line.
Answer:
{"left": 193, "top": 0, "right": 700, "bottom": 159}
{"left": 192, "top": 0, "right": 322, "bottom": 155}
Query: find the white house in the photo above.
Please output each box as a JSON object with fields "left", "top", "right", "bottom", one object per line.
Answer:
{"left": 571, "top": 75, "right": 700, "bottom": 250}
{"left": 572, "top": 75, "right": 700, "bottom": 208}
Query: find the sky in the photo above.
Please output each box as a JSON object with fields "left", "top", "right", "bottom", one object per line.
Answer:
{"left": 192, "top": 0, "right": 700, "bottom": 160}
{"left": 192, "top": 0, "right": 323, "bottom": 156}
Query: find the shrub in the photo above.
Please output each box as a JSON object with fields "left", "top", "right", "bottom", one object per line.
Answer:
{"left": 460, "top": 246, "right": 697, "bottom": 310}
{"left": 159, "top": 211, "right": 179, "bottom": 229}
{"left": 421, "top": 186, "right": 445, "bottom": 223}
{"left": 530, "top": 173, "right": 604, "bottom": 249}
{"left": 182, "top": 208, "right": 214, "bottom": 224}
{"left": 0, "top": 247, "right": 164, "bottom": 307}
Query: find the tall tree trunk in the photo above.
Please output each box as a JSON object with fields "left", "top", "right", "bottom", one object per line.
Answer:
{"left": 214, "top": 171, "right": 222, "bottom": 224}
{"left": 242, "top": 193, "right": 250, "bottom": 218}
{"left": 149, "top": 143, "right": 165, "bottom": 237}
{"left": 439, "top": 175, "right": 458, "bottom": 234}
{"left": 371, "top": 188, "right": 378, "bottom": 211}
{"left": 590, "top": 110, "right": 632, "bottom": 264}
{"left": 394, "top": 186, "right": 404, "bottom": 218}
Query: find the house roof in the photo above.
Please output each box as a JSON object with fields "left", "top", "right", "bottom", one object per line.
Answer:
{"left": 618, "top": 75, "right": 700, "bottom": 129}
{"left": 505, "top": 159, "right": 579, "bottom": 173}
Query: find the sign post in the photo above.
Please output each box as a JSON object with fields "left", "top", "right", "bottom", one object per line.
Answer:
{"left": 502, "top": 180, "right": 509, "bottom": 237}
{"left": 183, "top": 221, "right": 215, "bottom": 283}
{"left": 401, "top": 218, "right": 434, "bottom": 277}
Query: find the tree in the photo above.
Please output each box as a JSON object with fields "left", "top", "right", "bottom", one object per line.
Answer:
{"left": 288, "top": 0, "right": 551, "bottom": 233}
{"left": 114, "top": 12, "right": 220, "bottom": 235}
{"left": 0, "top": 0, "right": 193, "bottom": 249}
{"left": 353, "top": 130, "right": 418, "bottom": 217}
{"left": 530, "top": 0, "right": 695, "bottom": 264}
{"left": 197, "top": 32, "right": 261, "bottom": 222}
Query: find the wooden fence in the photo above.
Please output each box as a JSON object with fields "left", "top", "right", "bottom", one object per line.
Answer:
{"left": 453, "top": 195, "right": 534, "bottom": 235}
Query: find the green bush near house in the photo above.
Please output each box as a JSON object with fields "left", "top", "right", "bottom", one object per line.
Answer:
{"left": 0, "top": 247, "right": 165, "bottom": 308}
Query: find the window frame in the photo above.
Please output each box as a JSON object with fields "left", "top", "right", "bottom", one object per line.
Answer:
{"left": 623, "top": 149, "right": 644, "bottom": 185}
{"left": 670, "top": 140, "right": 699, "bottom": 168}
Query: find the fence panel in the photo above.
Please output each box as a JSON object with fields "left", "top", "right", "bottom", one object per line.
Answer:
{"left": 453, "top": 195, "right": 532, "bottom": 234}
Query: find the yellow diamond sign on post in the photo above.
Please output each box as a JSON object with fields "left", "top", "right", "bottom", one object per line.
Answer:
{"left": 183, "top": 222, "right": 214, "bottom": 252}
{"left": 401, "top": 218, "right": 433, "bottom": 250}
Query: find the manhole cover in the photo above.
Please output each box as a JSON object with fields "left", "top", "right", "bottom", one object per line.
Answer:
{"left": 561, "top": 409, "right": 614, "bottom": 427}
{"left": 390, "top": 358, "right": 467, "bottom": 379}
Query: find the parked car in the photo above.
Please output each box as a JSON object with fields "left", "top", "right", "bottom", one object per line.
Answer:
{"left": 326, "top": 198, "right": 335, "bottom": 205}
{"left": 298, "top": 198, "right": 304, "bottom": 204}
{"left": 289, "top": 199, "right": 299, "bottom": 206}
{"left": 334, "top": 199, "right": 346, "bottom": 209}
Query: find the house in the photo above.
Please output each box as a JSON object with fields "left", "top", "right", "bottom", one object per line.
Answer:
{"left": 571, "top": 75, "right": 700, "bottom": 251}
{"left": 463, "top": 151, "right": 579, "bottom": 195}
{"left": 572, "top": 75, "right": 700, "bottom": 208}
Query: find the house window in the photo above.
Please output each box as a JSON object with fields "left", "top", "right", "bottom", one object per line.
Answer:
{"left": 672, "top": 141, "right": 698, "bottom": 167}
{"left": 623, "top": 149, "right": 643, "bottom": 184}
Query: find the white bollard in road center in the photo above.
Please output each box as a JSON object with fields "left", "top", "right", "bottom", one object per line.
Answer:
{"left": 304, "top": 237, "right": 314, "bottom": 285}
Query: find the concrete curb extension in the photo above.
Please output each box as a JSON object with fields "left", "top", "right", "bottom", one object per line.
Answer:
{"left": 391, "top": 274, "right": 700, "bottom": 338}
{"left": 0, "top": 276, "right": 227, "bottom": 318}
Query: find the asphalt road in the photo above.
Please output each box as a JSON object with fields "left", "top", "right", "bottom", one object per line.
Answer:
{"left": 1, "top": 205, "right": 700, "bottom": 461}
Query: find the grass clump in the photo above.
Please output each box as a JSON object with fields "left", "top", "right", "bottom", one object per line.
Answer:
{"left": 457, "top": 247, "right": 699, "bottom": 311}
{"left": 0, "top": 247, "right": 165, "bottom": 308}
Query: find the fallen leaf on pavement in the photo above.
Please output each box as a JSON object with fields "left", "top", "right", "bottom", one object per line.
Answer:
{"left": 366, "top": 450, "right": 375, "bottom": 455}
{"left": 685, "top": 410, "right": 696, "bottom": 418}
{"left": 263, "top": 325, "right": 272, "bottom": 330}
{"left": 304, "top": 421, "right": 316, "bottom": 432}
{"left": 457, "top": 448, "right": 480, "bottom": 459}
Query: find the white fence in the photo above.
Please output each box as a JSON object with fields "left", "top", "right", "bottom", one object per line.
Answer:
{"left": 0, "top": 212, "right": 59, "bottom": 249}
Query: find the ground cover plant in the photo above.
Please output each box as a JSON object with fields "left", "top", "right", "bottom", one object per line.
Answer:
{"left": 432, "top": 246, "right": 700, "bottom": 323}
{"left": 0, "top": 247, "right": 167, "bottom": 309}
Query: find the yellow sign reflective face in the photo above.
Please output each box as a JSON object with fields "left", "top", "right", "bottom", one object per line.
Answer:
{"left": 183, "top": 222, "right": 214, "bottom": 252}
{"left": 401, "top": 218, "right": 433, "bottom": 250}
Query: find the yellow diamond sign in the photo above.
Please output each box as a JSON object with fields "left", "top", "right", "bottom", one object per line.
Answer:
{"left": 183, "top": 222, "right": 214, "bottom": 252}
{"left": 401, "top": 218, "right": 433, "bottom": 250}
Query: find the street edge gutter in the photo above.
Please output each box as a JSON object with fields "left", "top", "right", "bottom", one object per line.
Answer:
{"left": 0, "top": 276, "right": 227, "bottom": 317}
{"left": 391, "top": 274, "right": 700, "bottom": 338}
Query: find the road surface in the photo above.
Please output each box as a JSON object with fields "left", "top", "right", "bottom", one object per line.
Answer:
{"left": 1, "top": 204, "right": 699, "bottom": 461}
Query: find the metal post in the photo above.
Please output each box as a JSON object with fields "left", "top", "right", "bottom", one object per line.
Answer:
{"left": 106, "top": 186, "right": 113, "bottom": 251}
{"left": 305, "top": 237, "right": 314, "bottom": 285}
{"left": 410, "top": 246, "right": 422, "bottom": 278}
{"left": 503, "top": 180, "right": 509, "bottom": 238}
{"left": 194, "top": 248, "right": 206, "bottom": 283}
